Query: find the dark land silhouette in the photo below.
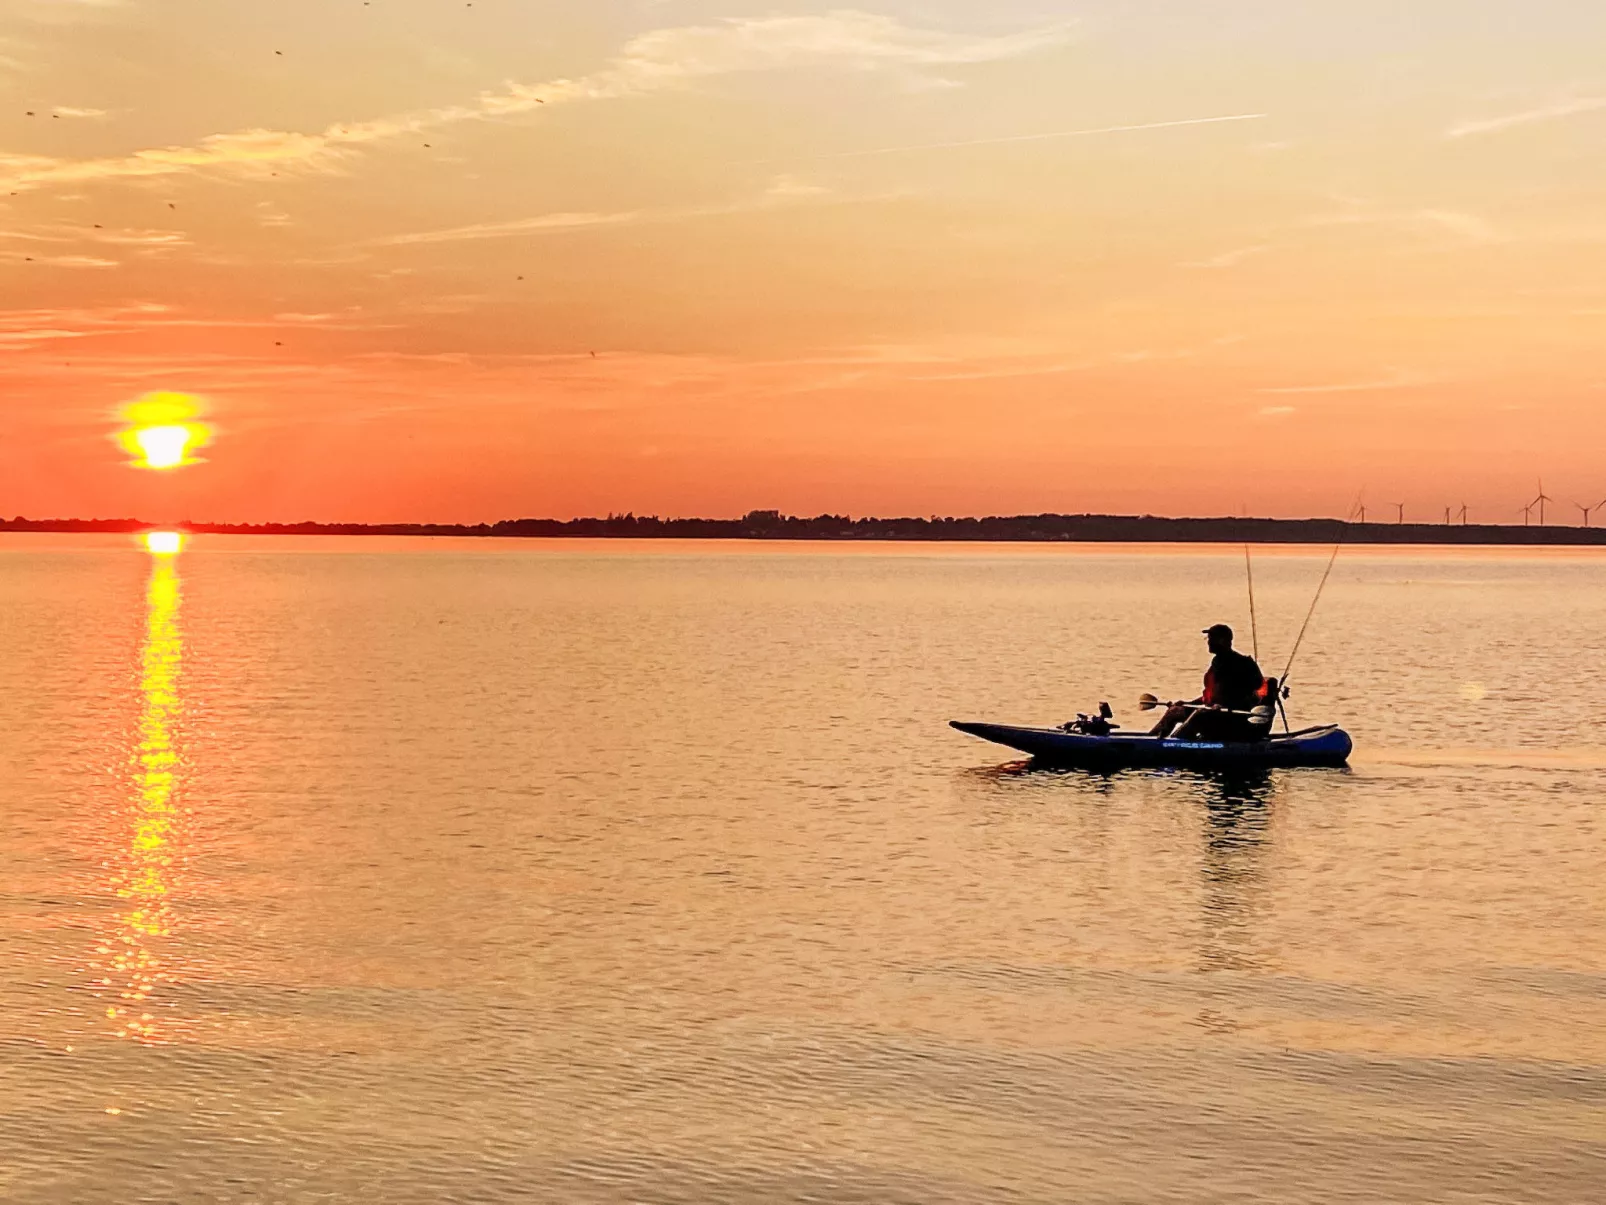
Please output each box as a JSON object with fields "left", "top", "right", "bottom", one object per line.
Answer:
{"left": 6, "top": 510, "right": 1606, "bottom": 544}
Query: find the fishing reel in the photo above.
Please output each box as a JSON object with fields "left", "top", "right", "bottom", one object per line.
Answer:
{"left": 1248, "top": 678, "right": 1290, "bottom": 729}
{"left": 1063, "top": 701, "right": 1118, "bottom": 736}
{"left": 1264, "top": 676, "right": 1292, "bottom": 719}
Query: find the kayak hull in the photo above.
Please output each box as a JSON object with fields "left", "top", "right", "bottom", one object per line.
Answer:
{"left": 950, "top": 720, "right": 1352, "bottom": 770}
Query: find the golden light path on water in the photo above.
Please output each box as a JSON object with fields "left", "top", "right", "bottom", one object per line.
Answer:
{"left": 95, "top": 532, "right": 186, "bottom": 1045}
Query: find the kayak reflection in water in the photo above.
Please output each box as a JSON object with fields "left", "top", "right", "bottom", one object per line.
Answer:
{"left": 1151, "top": 624, "right": 1271, "bottom": 742}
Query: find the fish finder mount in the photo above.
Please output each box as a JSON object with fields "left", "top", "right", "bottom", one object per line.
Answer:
{"left": 1062, "top": 701, "right": 1118, "bottom": 736}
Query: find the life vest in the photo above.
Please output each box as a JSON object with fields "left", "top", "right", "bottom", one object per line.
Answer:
{"left": 1203, "top": 659, "right": 1272, "bottom": 708}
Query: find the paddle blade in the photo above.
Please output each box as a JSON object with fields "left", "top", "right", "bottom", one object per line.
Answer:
{"left": 1137, "top": 693, "right": 1162, "bottom": 711}
{"left": 1248, "top": 705, "right": 1275, "bottom": 727}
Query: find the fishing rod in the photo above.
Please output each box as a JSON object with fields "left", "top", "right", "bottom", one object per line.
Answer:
{"left": 1279, "top": 542, "right": 1340, "bottom": 687}
{"left": 1244, "top": 544, "right": 1260, "bottom": 663}
{"left": 1275, "top": 497, "right": 1362, "bottom": 727}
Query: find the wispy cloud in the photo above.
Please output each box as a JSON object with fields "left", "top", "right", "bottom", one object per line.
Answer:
{"left": 254, "top": 200, "right": 292, "bottom": 228}
{"left": 0, "top": 222, "right": 188, "bottom": 254}
{"left": 0, "top": 128, "right": 339, "bottom": 190}
{"left": 599, "top": 10, "right": 1075, "bottom": 77}
{"left": 1412, "top": 209, "right": 1498, "bottom": 242}
{"left": 0, "top": 303, "right": 158, "bottom": 345}
{"left": 1258, "top": 371, "right": 1435, "bottom": 395}
{"left": 771, "top": 335, "right": 1234, "bottom": 385}
{"left": 1447, "top": 96, "right": 1606, "bottom": 139}
{"left": 84, "top": 227, "right": 185, "bottom": 246}
{"left": 14, "top": 0, "right": 129, "bottom": 19}
{"left": 764, "top": 112, "right": 1266, "bottom": 161}
{"left": 0, "top": 301, "right": 390, "bottom": 350}
{"left": 0, "top": 302, "right": 166, "bottom": 331}
{"left": 1181, "top": 242, "right": 1273, "bottom": 269}
{"left": 0, "top": 250, "right": 116, "bottom": 268}
{"left": 0, "top": 328, "right": 96, "bottom": 345}
{"left": 1302, "top": 207, "right": 1497, "bottom": 243}
{"left": 374, "top": 209, "right": 647, "bottom": 247}
{"left": 0, "top": 11, "right": 1075, "bottom": 193}
{"left": 274, "top": 312, "right": 354, "bottom": 324}
{"left": 765, "top": 174, "right": 830, "bottom": 198}
{"left": 373, "top": 179, "right": 875, "bottom": 247}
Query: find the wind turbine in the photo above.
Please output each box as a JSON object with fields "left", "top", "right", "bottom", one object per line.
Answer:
{"left": 1355, "top": 504, "right": 1368, "bottom": 524}
{"left": 1394, "top": 502, "right": 1406, "bottom": 524}
{"left": 1444, "top": 506, "right": 1452, "bottom": 526}
{"left": 1578, "top": 498, "right": 1606, "bottom": 527}
{"left": 1457, "top": 503, "right": 1469, "bottom": 525}
{"left": 1530, "top": 479, "right": 1554, "bottom": 526}
{"left": 1520, "top": 502, "right": 1534, "bottom": 526}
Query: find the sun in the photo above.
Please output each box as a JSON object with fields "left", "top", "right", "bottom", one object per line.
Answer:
{"left": 134, "top": 425, "right": 194, "bottom": 470}
{"left": 116, "top": 392, "right": 213, "bottom": 470}
{"left": 144, "top": 531, "right": 184, "bottom": 555}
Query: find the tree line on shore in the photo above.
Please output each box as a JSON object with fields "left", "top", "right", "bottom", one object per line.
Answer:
{"left": 6, "top": 510, "right": 1606, "bottom": 544}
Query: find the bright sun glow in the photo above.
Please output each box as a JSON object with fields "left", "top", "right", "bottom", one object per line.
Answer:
{"left": 135, "top": 426, "right": 193, "bottom": 470}
{"left": 115, "top": 392, "right": 213, "bottom": 471}
{"left": 144, "top": 531, "right": 184, "bottom": 555}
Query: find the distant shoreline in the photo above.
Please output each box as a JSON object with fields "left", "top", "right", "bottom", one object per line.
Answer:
{"left": 6, "top": 513, "right": 1606, "bottom": 545}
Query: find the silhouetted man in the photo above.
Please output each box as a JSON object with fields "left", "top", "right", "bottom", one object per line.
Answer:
{"left": 1150, "top": 624, "right": 1267, "bottom": 740}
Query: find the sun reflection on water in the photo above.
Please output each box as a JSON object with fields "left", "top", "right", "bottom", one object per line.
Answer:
{"left": 95, "top": 539, "right": 186, "bottom": 1043}
{"left": 144, "top": 530, "right": 184, "bottom": 556}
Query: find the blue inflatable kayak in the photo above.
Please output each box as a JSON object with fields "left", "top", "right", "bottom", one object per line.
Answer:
{"left": 950, "top": 720, "right": 1352, "bottom": 770}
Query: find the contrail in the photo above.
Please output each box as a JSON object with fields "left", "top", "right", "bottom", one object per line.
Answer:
{"left": 760, "top": 113, "right": 1268, "bottom": 162}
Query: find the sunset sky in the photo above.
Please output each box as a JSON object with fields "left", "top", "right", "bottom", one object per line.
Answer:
{"left": 4, "top": 1, "right": 1606, "bottom": 522}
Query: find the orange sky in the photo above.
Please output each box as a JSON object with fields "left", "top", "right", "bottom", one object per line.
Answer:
{"left": 3, "top": 1, "right": 1605, "bottom": 523}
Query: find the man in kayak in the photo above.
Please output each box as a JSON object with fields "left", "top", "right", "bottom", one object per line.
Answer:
{"left": 1150, "top": 623, "right": 1269, "bottom": 740}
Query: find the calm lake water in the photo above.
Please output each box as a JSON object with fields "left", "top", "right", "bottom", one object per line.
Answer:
{"left": 2, "top": 535, "right": 1602, "bottom": 1204}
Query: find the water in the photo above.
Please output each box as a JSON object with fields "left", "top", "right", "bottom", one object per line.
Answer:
{"left": 2, "top": 535, "right": 1602, "bottom": 1203}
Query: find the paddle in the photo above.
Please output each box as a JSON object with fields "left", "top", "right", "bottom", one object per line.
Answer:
{"left": 1138, "top": 694, "right": 1275, "bottom": 726}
